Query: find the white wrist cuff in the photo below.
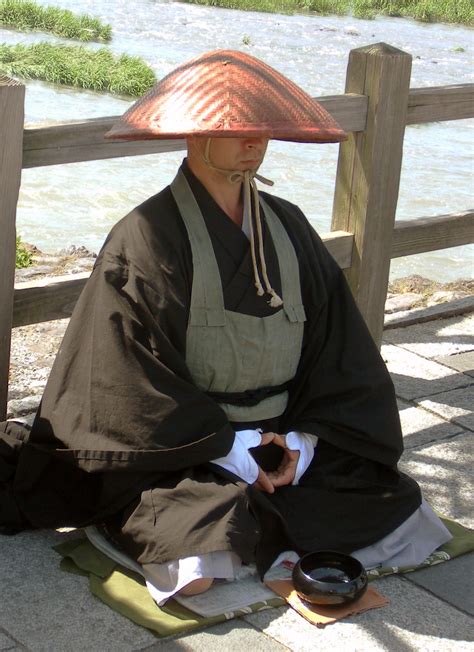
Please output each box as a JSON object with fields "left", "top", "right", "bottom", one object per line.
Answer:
{"left": 210, "top": 429, "right": 262, "bottom": 484}
{"left": 285, "top": 431, "right": 318, "bottom": 485}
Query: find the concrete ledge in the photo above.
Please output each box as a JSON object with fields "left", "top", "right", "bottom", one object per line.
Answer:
{"left": 384, "top": 314, "right": 474, "bottom": 360}
{"left": 384, "top": 296, "right": 474, "bottom": 329}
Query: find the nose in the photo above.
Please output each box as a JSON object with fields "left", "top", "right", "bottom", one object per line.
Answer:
{"left": 244, "top": 137, "right": 267, "bottom": 152}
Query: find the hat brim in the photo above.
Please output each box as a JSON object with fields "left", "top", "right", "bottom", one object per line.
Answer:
{"left": 105, "top": 50, "right": 347, "bottom": 144}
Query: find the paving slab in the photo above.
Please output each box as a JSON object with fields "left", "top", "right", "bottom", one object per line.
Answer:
{"left": 383, "top": 314, "right": 474, "bottom": 360}
{"left": 406, "top": 553, "right": 474, "bottom": 617}
{"left": 137, "top": 619, "right": 289, "bottom": 651}
{"left": 244, "top": 575, "right": 474, "bottom": 651}
{"left": 0, "top": 530, "right": 157, "bottom": 652}
{"left": 416, "top": 386, "right": 474, "bottom": 432}
{"left": 397, "top": 399, "right": 464, "bottom": 449}
{"left": 435, "top": 351, "right": 474, "bottom": 377}
{"left": 382, "top": 344, "right": 469, "bottom": 400}
{"left": 0, "top": 629, "right": 22, "bottom": 651}
{"left": 400, "top": 432, "right": 473, "bottom": 529}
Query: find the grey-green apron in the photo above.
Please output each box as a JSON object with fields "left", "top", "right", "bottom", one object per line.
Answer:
{"left": 170, "top": 170, "right": 306, "bottom": 422}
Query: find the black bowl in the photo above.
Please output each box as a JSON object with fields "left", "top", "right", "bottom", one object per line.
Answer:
{"left": 292, "top": 550, "right": 368, "bottom": 606}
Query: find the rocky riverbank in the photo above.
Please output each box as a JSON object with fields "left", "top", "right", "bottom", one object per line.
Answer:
{"left": 7, "top": 244, "right": 473, "bottom": 423}
{"left": 15, "top": 243, "right": 96, "bottom": 281}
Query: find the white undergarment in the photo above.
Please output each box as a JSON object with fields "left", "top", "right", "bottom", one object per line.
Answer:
{"left": 86, "top": 499, "right": 452, "bottom": 606}
{"left": 351, "top": 499, "right": 452, "bottom": 570}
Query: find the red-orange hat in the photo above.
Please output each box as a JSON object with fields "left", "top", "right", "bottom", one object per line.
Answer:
{"left": 105, "top": 50, "right": 346, "bottom": 143}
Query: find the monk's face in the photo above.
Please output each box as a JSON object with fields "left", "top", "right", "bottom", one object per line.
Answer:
{"left": 188, "top": 136, "right": 269, "bottom": 174}
{"left": 209, "top": 136, "right": 269, "bottom": 172}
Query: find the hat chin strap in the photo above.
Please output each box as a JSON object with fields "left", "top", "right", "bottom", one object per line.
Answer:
{"left": 203, "top": 138, "right": 283, "bottom": 308}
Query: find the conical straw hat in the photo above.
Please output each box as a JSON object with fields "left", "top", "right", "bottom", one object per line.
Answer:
{"left": 105, "top": 50, "right": 346, "bottom": 143}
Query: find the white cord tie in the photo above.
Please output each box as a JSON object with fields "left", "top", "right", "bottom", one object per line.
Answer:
{"left": 203, "top": 139, "right": 283, "bottom": 307}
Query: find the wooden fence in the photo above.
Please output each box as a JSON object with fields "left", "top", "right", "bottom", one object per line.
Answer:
{"left": 1, "top": 42, "right": 473, "bottom": 420}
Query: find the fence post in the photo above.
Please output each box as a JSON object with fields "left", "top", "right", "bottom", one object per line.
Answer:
{"left": 0, "top": 76, "right": 25, "bottom": 420}
{"left": 332, "top": 43, "right": 412, "bottom": 348}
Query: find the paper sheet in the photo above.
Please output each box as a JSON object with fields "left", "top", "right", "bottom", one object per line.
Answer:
{"left": 173, "top": 575, "right": 278, "bottom": 617}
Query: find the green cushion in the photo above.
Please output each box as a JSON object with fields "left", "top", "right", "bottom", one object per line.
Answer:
{"left": 54, "top": 516, "right": 474, "bottom": 638}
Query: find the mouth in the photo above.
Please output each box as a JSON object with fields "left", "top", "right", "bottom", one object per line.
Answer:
{"left": 240, "top": 158, "right": 262, "bottom": 166}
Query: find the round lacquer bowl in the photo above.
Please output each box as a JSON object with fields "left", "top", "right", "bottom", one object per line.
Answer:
{"left": 292, "top": 550, "right": 368, "bottom": 606}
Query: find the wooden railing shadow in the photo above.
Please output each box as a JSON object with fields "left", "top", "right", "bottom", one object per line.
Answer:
{"left": 1, "top": 43, "right": 473, "bottom": 419}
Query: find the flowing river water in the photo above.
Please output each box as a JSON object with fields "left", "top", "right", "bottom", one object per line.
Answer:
{"left": 2, "top": 0, "right": 473, "bottom": 281}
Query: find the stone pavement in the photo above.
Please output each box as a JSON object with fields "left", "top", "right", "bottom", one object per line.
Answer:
{"left": 0, "top": 312, "right": 473, "bottom": 651}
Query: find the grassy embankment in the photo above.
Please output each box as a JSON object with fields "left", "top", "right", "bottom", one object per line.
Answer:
{"left": 0, "top": 1, "right": 155, "bottom": 96}
{"left": 0, "top": 0, "right": 111, "bottom": 41}
{"left": 182, "top": 0, "right": 474, "bottom": 24}
{"left": 0, "top": 42, "right": 156, "bottom": 95}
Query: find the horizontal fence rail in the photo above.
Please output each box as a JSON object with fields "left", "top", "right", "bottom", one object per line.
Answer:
{"left": 405, "top": 85, "right": 474, "bottom": 125}
{"left": 12, "top": 232, "right": 354, "bottom": 328}
{"left": 13, "top": 272, "right": 89, "bottom": 328}
{"left": 392, "top": 210, "right": 474, "bottom": 258}
{"left": 13, "top": 82, "right": 474, "bottom": 331}
{"left": 13, "top": 206, "right": 474, "bottom": 329}
{"left": 22, "top": 84, "right": 474, "bottom": 169}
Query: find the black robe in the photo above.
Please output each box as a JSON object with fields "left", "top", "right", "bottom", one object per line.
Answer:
{"left": 0, "top": 160, "right": 421, "bottom": 574}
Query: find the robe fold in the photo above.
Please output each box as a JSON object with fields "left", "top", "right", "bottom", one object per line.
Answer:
{"left": 1, "top": 161, "right": 421, "bottom": 574}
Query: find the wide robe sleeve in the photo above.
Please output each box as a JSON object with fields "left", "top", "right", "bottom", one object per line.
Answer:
{"left": 30, "top": 192, "right": 235, "bottom": 474}
{"left": 264, "top": 195, "right": 403, "bottom": 468}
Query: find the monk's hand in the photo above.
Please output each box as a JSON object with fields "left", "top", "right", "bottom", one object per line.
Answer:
{"left": 266, "top": 433, "right": 300, "bottom": 488}
{"left": 252, "top": 432, "right": 275, "bottom": 494}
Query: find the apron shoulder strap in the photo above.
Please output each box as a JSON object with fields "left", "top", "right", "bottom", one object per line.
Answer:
{"left": 171, "top": 170, "right": 226, "bottom": 326}
{"left": 259, "top": 196, "right": 307, "bottom": 323}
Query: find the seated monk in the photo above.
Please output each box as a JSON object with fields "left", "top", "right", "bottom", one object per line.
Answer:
{"left": 0, "top": 50, "right": 451, "bottom": 604}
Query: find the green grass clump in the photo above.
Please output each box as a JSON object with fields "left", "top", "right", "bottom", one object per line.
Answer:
{"left": 181, "top": 0, "right": 473, "bottom": 23}
{"left": 16, "top": 236, "right": 33, "bottom": 269}
{"left": 352, "top": 0, "right": 473, "bottom": 24}
{"left": 0, "top": 0, "right": 112, "bottom": 42}
{"left": 181, "top": 0, "right": 349, "bottom": 15}
{"left": 0, "top": 42, "right": 156, "bottom": 96}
